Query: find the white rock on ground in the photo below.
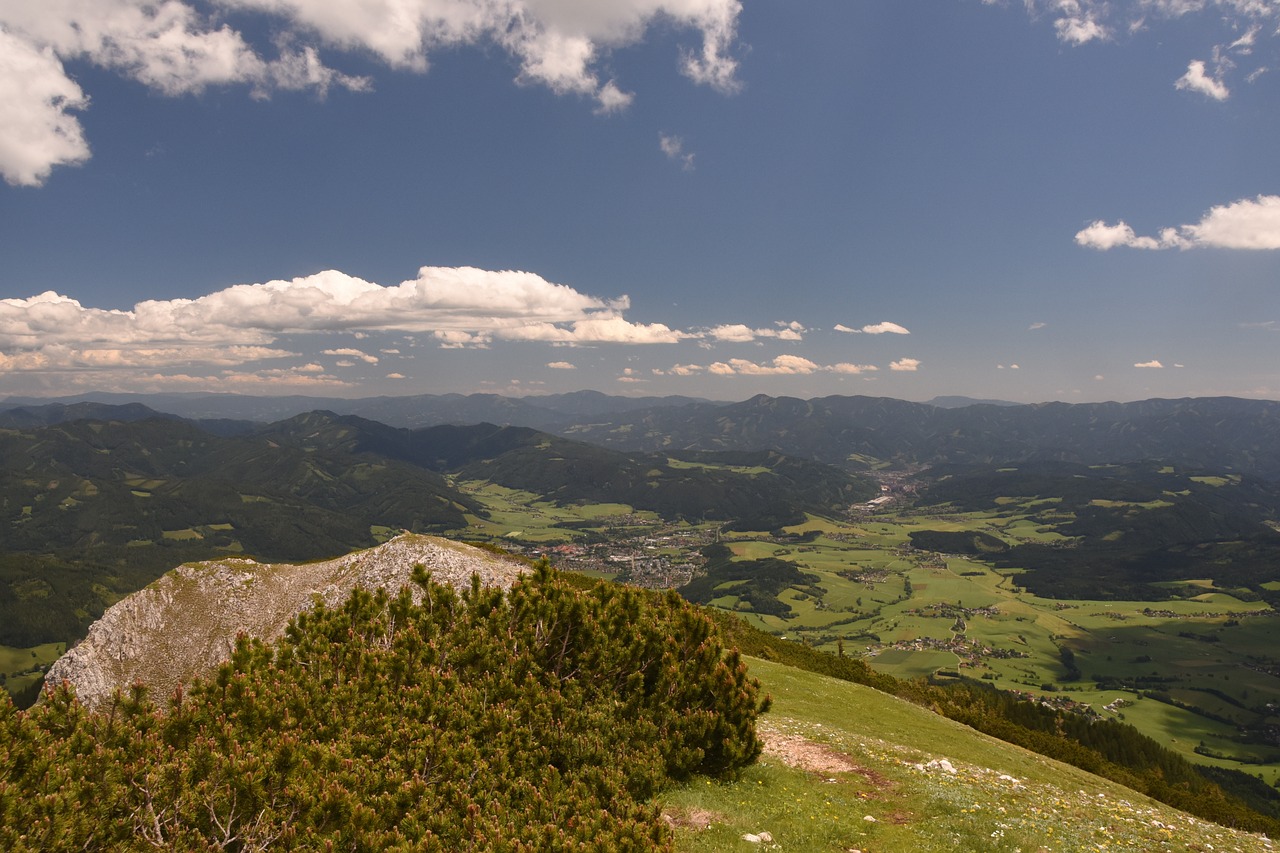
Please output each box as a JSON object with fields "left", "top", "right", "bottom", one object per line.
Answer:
{"left": 44, "top": 534, "right": 528, "bottom": 710}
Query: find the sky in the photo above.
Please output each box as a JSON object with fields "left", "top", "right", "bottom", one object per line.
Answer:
{"left": 1, "top": 0, "right": 1278, "bottom": 405}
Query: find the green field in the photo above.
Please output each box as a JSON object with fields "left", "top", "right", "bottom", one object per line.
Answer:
{"left": 0, "top": 642, "right": 65, "bottom": 702}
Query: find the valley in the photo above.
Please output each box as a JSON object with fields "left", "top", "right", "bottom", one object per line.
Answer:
{"left": 4, "top": 392, "right": 1280, "bottom": 840}
{"left": 468, "top": 478, "right": 1280, "bottom": 786}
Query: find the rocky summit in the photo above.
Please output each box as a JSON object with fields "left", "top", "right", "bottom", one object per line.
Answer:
{"left": 44, "top": 533, "right": 528, "bottom": 710}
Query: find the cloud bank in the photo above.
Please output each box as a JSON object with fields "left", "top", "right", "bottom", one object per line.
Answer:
{"left": 1075, "top": 195, "right": 1280, "bottom": 251}
{"left": 0, "top": 0, "right": 743, "bottom": 186}
{"left": 0, "top": 265, "right": 687, "bottom": 388}
{"left": 655, "top": 356, "right": 883, "bottom": 377}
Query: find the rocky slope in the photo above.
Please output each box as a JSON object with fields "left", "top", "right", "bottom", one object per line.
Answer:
{"left": 44, "top": 534, "right": 528, "bottom": 709}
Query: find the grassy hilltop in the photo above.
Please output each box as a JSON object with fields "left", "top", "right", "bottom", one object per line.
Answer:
{"left": 665, "top": 657, "right": 1275, "bottom": 852}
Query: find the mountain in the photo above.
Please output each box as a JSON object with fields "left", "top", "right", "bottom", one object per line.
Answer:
{"left": 925, "top": 395, "right": 1023, "bottom": 408}
{"left": 12, "top": 392, "right": 1280, "bottom": 479}
{"left": 0, "top": 401, "right": 258, "bottom": 436}
{"left": 558, "top": 394, "right": 1280, "bottom": 478}
{"left": 259, "top": 412, "right": 877, "bottom": 527}
{"left": 44, "top": 533, "right": 528, "bottom": 710}
{"left": 0, "top": 416, "right": 480, "bottom": 646}
{"left": 0, "top": 389, "right": 720, "bottom": 429}
{"left": 1, "top": 411, "right": 871, "bottom": 650}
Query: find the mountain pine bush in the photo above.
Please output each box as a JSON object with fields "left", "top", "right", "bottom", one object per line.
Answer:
{"left": 0, "top": 562, "right": 767, "bottom": 851}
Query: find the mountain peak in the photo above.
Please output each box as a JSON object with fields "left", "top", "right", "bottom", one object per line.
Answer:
{"left": 45, "top": 534, "right": 528, "bottom": 710}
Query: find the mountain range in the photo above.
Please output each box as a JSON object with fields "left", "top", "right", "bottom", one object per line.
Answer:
{"left": 7, "top": 391, "right": 1280, "bottom": 477}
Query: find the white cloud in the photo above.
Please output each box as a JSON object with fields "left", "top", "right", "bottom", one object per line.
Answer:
{"left": 1054, "top": 4, "right": 1109, "bottom": 45}
{"left": 658, "top": 363, "right": 703, "bottom": 376}
{"left": 0, "top": 28, "right": 90, "bottom": 187}
{"left": 503, "top": 316, "right": 688, "bottom": 344}
{"left": 659, "top": 133, "right": 695, "bottom": 170}
{"left": 1075, "top": 195, "right": 1280, "bottom": 250}
{"left": 323, "top": 347, "right": 379, "bottom": 363}
{"left": 889, "top": 358, "right": 921, "bottom": 372}
{"left": 1028, "top": 322, "right": 1047, "bottom": 330}
{"left": 386, "top": 372, "right": 406, "bottom": 379}
{"left": 547, "top": 360, "right": 576, "bottom": 369}
{"left": 1074, "top": 220, "right": 1164, "bottom": 250}
{"left": 665, "top": 356, "right": 879, "bottom": 377}
{"left": 0, "top": 264, "right": 691, "bottom": 385}
{"left": 836, "top": 321, "right": 910, "bottom": 335}
{"left": 1135, "top": 359, "right": 1164, "bottom": 368}
{"left": 0, "top": 0, "right": 743, "bottom": 184}
{"left": 705, "top": 355, "right": 821, "bottom": 376}
{"left": 704, "top": 321, "right": 805, "bottom": 343}
{"left": 1016, "top": 0, "right": 1278, "bottom": 94}
{"left": 1175, "top": 59, "right": 1230, "bottom": 99}
{"left": 433, "top": 330, "right": 491, "bottom": 349}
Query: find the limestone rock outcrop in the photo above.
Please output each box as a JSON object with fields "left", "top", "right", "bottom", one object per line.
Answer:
{"left": 44, "top": 534, "right": 528, "bottom": 709}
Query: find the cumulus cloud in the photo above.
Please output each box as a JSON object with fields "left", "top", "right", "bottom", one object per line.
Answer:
{"left": 1135, "top": 359, "right": 1164, "bottom": 368}
{"left": 0, "top": 264, "right": 692, "bottom": 388}
{"left": 1075, "top": 195, "right": 1280, "bottom": 250}
{"left": 706, "top": 355, "right": 820, "bottom": 375}
{"left": 1176, "top": 59, "right": 1230, "bottom": 99}
{"left": 0, "top": 28, "right": 91, "bottom": 187}
{"left": 704, "top": 321, "right": 805, "bottom": 343}
{"left": 0, "top": 0, "right": 743, "bottom": 185}
{"left": 547, "top": 361, "right": 576, "bottom": 369}
{"left": 323, "top": 347, "right": 379, "bottom": 364}
{"left": 836, "top": 321, "right": 910, "bottom": 335}
{"left": 658, "top": 356, "right": 878, "bottom": 377}
{"left": 889, "top": 358, "right": 921, "bottom": 372}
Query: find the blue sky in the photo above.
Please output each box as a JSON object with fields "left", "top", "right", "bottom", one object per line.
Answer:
{"left": 1, "top": 0, "right": 1278, "bottom": 404}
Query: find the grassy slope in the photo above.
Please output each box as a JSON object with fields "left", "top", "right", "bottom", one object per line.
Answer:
{"left": 664, "top": 657, "right": 1276, "bottom": 852}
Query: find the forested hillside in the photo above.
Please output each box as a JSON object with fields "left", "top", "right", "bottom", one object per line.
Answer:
{"left": 916, "top": 461, "right": 1280, "bottom": 600}
{"left": 559, "top": 394, "right": 1280, "bottom": 477}
{"left": 0, "top": 412, "right": 871, "bottom": 651}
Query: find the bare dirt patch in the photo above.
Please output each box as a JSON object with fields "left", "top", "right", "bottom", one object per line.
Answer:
{"left": 661, "top": 807, "right": 719, "bottom": 831}
{"left": 758, "top": 722, "right": 894, "bottom": 792}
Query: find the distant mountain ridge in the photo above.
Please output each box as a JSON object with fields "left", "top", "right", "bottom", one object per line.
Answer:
{"left": 559, "top": 393, "right": 1280, "bottom": 479}
{"left": 0, "top": 411, "right": 870, "bottom": 649}
{"left": 7, "top": 391, "right": 1279, "bottom": 478}
{"left": 0, "top": 390, "right": 720, "bottom": 430}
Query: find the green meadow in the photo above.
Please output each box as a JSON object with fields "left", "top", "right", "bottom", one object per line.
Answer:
{"left": 663, "top": 657, "right": 1273, "bottom": 852}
